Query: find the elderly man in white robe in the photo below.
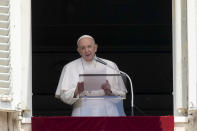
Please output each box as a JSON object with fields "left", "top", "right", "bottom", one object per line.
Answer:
{"left": 55, "top": 35, "right": 127, "bottom": 116}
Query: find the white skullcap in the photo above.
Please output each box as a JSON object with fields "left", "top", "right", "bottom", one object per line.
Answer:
{"left": 77, "top": 35, "right": 95, "bottom": 45}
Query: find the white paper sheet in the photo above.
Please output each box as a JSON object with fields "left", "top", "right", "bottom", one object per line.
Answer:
{"left": 83, "top": 67, "right": 106, "bottom": 91}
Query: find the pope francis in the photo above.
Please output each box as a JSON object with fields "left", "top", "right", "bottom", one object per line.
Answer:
{"left": 55, "top": 35, "right": 127, "bottom": 116}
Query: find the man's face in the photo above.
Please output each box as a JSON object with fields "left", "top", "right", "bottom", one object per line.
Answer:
{"left": 77, "top": 37, "right": 98, "bottom": 62}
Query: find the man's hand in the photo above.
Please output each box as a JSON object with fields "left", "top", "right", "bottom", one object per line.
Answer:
{"left": 101, "top": 80, "right": 112, "bottom": 95}
{"left": 74, "top": 82, "right": 84, "bottom": 97}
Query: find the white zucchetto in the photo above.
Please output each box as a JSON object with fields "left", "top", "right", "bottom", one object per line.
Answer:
{"left": 77, "top": 35, "right": 95, "bottom": 45}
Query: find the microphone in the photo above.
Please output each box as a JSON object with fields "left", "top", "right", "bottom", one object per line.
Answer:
{"left": 95, "top": 57, "right": 107, "bottom": 65}
{"left": 94, "top": 57, "right": 134, "bottom": 116}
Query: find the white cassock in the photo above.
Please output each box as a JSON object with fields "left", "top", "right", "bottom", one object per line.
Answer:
{"left": 55, "top": 57, "right": 127, "bottom": 116}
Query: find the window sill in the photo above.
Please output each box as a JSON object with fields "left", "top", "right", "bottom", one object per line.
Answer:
{"left": 174, "top": 116, "right": 189, "bottom": 123}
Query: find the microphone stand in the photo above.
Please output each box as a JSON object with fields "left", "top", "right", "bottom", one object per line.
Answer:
{"left": 106, "top": 64, "right": 134, "bottom": 116}
{"left": 95, "top": 58, "right": 134, "bottom": 116}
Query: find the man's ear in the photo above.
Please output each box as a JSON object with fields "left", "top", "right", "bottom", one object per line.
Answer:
{"left": 95, "top": 43, "right": 98, "bottom": 52}
{"left": 77, "top": 47, "right": 81, "bottom": 55}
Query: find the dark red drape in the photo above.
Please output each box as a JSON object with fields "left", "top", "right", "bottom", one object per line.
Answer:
{"left": 32, "top": 116, "right": 174, "bottom": 131}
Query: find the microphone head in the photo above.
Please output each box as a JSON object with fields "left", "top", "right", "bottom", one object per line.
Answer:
{"left": 95, "top": 57, "right": 107, "bottom": 65}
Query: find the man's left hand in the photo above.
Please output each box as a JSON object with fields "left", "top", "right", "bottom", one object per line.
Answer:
{"left": 101, "top": 80, "right": 112, "bottom": 95}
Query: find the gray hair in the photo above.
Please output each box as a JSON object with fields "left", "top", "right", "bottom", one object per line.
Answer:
{"left": 77, "top": 35, "right": 95, "bottom": 46}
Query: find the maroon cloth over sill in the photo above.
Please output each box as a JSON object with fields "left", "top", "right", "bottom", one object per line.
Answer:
{"left": 32, "top": 116, "right": 174, "bottom": 131}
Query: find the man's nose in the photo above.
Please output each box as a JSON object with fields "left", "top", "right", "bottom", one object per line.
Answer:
{"left": 85, "top": 47, "right": 89, "bottom": 53}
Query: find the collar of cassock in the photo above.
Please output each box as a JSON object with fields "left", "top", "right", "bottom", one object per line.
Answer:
{"left": 81, "top": 56, "right": 97, "bottom": 67}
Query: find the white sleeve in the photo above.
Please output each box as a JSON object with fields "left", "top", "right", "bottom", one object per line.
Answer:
{"left": 111, "top": 87, "right": 126, "bottom": 97}
{"left": 55, "top": 64, "right": 80, "bottom": 105}
{"left": 107, "top": 61, "right": 127, "bottom": 97}
{"left": 60, "top": 88, "right": 79, "bottom": 105}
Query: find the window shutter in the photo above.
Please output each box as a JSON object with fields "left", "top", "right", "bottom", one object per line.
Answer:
{"left": 0, "top": 0, "right": 12, "bottom": 107}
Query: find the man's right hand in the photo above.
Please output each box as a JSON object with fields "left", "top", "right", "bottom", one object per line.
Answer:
{"left": 74, "top": 82, "right": 84, "bottom": 97}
